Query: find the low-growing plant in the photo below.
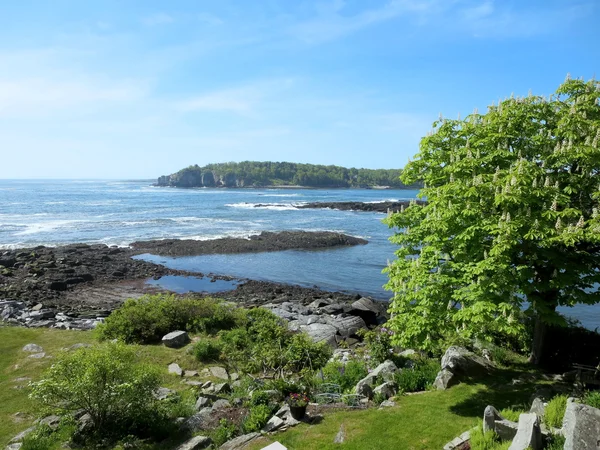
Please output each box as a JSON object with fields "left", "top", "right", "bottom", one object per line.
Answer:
{"left": 498, "top": 407, "right": 524, "bottom": 422}
{"left": 469, "top": 422, "right": 510, "bottom": 450}
{"left": 545, "top": 434, "right": 566, "bottom": 450}
{"left": 394, "top": 358, "right": 439, "bottom": 392}
{"left": 96, "top": 294, "right": 244, "bottom": 344}
{"left": 358, "top": 327, "right": 394, "bottom": 365}
{"left": 211, "top": 419, "right": 238, "bottom": 447}
{"left": 29, "top": 343, "right": 173, "bottom": 441}
{"left": 194, "top": 339, "right": 222, "bottom": 362}
{"left": 248, "top": 390, "right": 271, "bottom": 407}
{"left": 583, "top": 390, "right": 600, "bottom": 409}
{"left": 321, "top": 360, "right": 368, "bottom": 392}
{"left": 242, "top": 404, "right": 273, "bottom": 433}
{"left": 544, "top": 394, "right": 568, "bottom": 429}
{"left": 21, "top": 419, "right": 77, "bottom": 450}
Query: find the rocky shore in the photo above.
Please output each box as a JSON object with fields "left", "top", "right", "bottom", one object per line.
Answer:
{"left": 130, "top": 231, "right": 367, "bottom": 257}
{"left": 252, "top": 200, "right": 426, "bottom": 213}
{"left": 0, "top": 231, "right": 386, "bottom": 332}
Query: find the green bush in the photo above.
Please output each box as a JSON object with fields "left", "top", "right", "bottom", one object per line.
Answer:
{"left": 218, "top": 308, "right": 331, "bottom": 376}
{"left": 194, "top": 340, "right": 222, "bottom": 362}
{"left": 498, "top": 407, "right": 524, "bottom": 422}
{"left": 394, "top": 358, "right": 439, "bottom": 392}
{"left": 242, "top": 404, "right": 273, "bottom": 433}
{"left": 321, "top": 360, "right": 368, "bottom": 392}
{"left": 544, "top": 394, "right": 568, "bottom": 429}
{"left": 469, "top": 422, "right": 510, "bottom": 450}
{"left": 21, "top": 419, "right": 76, "bottom": 450}
{"left": 211, "top": 419, "right": 238, "bottom": 447}
{"left": 97, "top": 294, "right": 244, "bottom": 344}
{"left": 358, "top": 327, "right": 393, "bottom": 365}
{"left": 29, "top": 343, "right": 172, "bottom": 441}
{"left": 583, "top": 390, "right": 600, "bottom": 409}
{"left": 248, "top": 390, "right": 272, "bottom": 407}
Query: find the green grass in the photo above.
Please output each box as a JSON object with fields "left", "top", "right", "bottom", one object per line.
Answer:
{"left": 0, "top": 325, "right": 208, "bottom": 447}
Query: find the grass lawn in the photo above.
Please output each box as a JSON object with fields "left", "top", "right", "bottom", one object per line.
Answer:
{"left": 0, "top": 324, "right": 549, "bottom": 450}
{"left": 0, "top": 324, "right": 206, "bottom": 448}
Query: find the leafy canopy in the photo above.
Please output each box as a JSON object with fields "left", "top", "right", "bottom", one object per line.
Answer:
{"left": 385, "top": 77, "right": 600, "bottom": 352}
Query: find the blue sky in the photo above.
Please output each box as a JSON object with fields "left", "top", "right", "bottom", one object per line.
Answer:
{"left": 0, "top": 0, "right": 598, "bottom": 179}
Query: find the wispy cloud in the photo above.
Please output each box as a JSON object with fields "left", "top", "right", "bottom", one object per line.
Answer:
{"left": 141, "top": 13, "right": 175, "bottom": 26}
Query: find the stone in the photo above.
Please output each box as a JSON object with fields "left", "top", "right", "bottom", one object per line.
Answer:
{"left": 327, "top": 315, "right": 367, "bottom": 337}
{"left": 182, "top": 412, "right": 209, "bottom": 432}
{"left": 168, "top": 363, "right": 183, "bottom": 377}
{"left": 260, "top": 443, "right": 287, "bottom": 450}
{"left": 349, "top": 297, "right": 382, "bottom": 324}
{"left": 440, "top": 346, "right": 493, "bottom": 378}
{"left": 154, "top": 387, "right": 176, "bottom": 400}
{"left": 213, "top": 382, "right": 231, "bottom": 394}
{"left": 162, "top": 331, "right": 190, "bottom": 348}
{"left": 218, "top": 432, "right": 260, "bottom": 449}
{"left": 302, "top": 323, "right": 338, "bottom": 347}
{"left": 27, "top": 352, "right": 46, "bottom": 359}
{"left": 175, "top": 435, "right": 212, "bottom": 450}
{"left": 443, "top": 430, "right": 471, "bottom": 450}
{"left": 355, "top": 381, "right": 373, "bottom": 399}
{"left": 433, "top": 368, "right": 457, "bottom": 390}
{"left": 68, "top": 343, "right": 91, "bottom": 351}
{"left": 483, "top": 405, "right": 518, "bottom": 441}
{"left": 6, "top": 444, "right": 22, "bottom": 450}
{"left": 508, "top": 413, "right": 542, "bottom": 450}
{"left": 22, "top": 344, "right": 43, "bottom": 353}
{"left": 39, "top": 415, "right": 61, "bottom": 430}
{"left": 209, "top": 366, "right": 229, "bottom": 380}
{"left": 373, "top": 382, "right": 397, "bottom": 399}
{"left": 31, "top": 303, "right": 43, "bottom": 311}
{"left": 370, "top": 360, "right": 398, "bottom": 381}
{"left": 195, "top": 396, "right": 211, "bottom": 410}
{"left": 9, "top": 427, "right": 35, "bottom": 444}
{"left": 184, "top": 370, "right": 199, "bottom": 377}
{"left": 334, "top": 424, "right": 346, "bottom": 443}
{"left": 379, "top": 400, "right": 396, "bottom": 408}
{"left": 563, "top": 397, "right": 600, "bottom": 450}
{"left": 529, "top": 397, "right": 545, "bottom": 418}
{"left": 212, "top": 399, "right": 231, "bottom": 410}
{"left": 399, "top": 349, "right": 417, "bottom": 357}
{"left": 261, "top": 415, "right": 285, "bottom": 433}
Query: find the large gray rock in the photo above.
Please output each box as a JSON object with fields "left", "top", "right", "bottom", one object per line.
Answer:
{"left": 354, "top": 360, "right": 398, "bottom": 399}
{"left": 209, "top": 366, "right": 229, "bottom": 380}
{"left": 349, "top": 297, "right": 382, "bottom": 325}
{"left": 302, "top": 323, "right": 338, "bottom": 347}
{"left": 162, "top": 331, "right": 190, "bottom": 348}
{"left": 9, "top": 427, "right": 35, "bottom": 444}
{"left": 373, "top": 382, "right": 397, "bottom": 400}
{"left": 212, "top": 399, "right": 231, "bottom": 410}
{"left": 433, "top": 368, "right": 457, "bottom": 390}
{"left": 327, "top": 315, "right": 367, "bottom": 337}
{"left": 22, "top": 344, "right": 43, "bottom": 353}
{"left": 508, "top": 413, "right": 542, "bottom": 450}
{"left": 175, "top": 435, "right": 212, "bottom": 450}
{"left": 563, "top": 397, "right": 600, "bottom": 450}
{"left": 262, "top": 415, "right": 285, "bottom": 433}
{"left": 154, "top": 387, "right": 176, "bottom": 400}
{"left": 441, "top": 346, "right": 493, "bottom": 378}
{"left": 168, "top": 363, "right": 183, "bottom": 377}
{"left": 195, "top": 396, "right": 211, "bottom": 410}
{"left": 483, "top": 405, "right": 518, "bottom": 441}
{"left": 218, "top": 432, "right": 260, "bottom": 450}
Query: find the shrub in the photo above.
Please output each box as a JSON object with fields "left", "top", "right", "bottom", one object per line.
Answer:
{"left": 97, "top": 294, "right": 244, "bottom": 344}
{"left": 469, "top": 422, "right": 510, "bottom": 450}
{"left": 211, "top": 419, "right": 238, "bottom": 447}
{"left": 321, "top": 360, "right": 368, "bottom": 392}
{"left": 194, "top": 340, "right": 222, "bottom": 362}
{"left": 29, "top": 343, "right": 169, "bottom": 440}
{"left": 21, "top": 419, "right": 76, "bottom": 450}
{"left": 242, "top": 404, "right": 273, "bottom": 433}
{"left": 248, "top": 390, "right": 271, "bottom": 407}
{"left": 544, "top": 394, "right": 568, "bottom": 429}
{"left": 583, "top": 390, "right": 600, "bottom": 409}
{"left": 394, "top": 358, "right": 439, "bottom": 392}
{"left": 358, "top": 327, "right": 394, "bottom": 365}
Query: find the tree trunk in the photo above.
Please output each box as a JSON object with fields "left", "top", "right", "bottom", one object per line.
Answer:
{"left": 529, "top": 313, "right": 546, "bottom": 365}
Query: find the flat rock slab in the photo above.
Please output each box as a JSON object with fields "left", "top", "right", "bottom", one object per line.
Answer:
{"left": 162, "top": 331, "right": 190, "bottom": 348}
{"left": 175, "top": 435, "right": 212, "bottom": 450}
{"left": 209, "top": 366, "right": 229, "bottom": 380}
{"left": 508, "top": 413, "right": 541, "bottom": 450}
{"left": 168, "top": 363, "right": 183, "bottom": 376}
{"left": 563, "top": 398, "right": 600, "bottom": 450}
{"left": 22, "top": 344, "right": 43, "bottom": 353}
{"left": 218, "top": 432, "right": 260, "bottom": 450}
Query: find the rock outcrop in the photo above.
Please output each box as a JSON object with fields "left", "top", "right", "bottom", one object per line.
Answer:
{"left": 563, "top": 397, "right": 600, "bottom": 450}
{"left": 434, "top": 346, "right": 494, "bottom": 390}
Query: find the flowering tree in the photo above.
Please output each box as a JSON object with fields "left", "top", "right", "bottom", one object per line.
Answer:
{"left": 385, "top": 77, "right": 600, "bottom": 363}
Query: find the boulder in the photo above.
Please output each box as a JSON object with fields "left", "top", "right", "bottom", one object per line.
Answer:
{"left": 261, "top": 415, "right": 285, "bottom": 433}
{"left": 209, "top": 366, "right": 229, "bottom": 380}
{"left": 373, "top": 382, "right": 397, "bottom": 400}
{"left": 154, "top": 387, "right": 176, "bottom": 400}
{"left": 6, "top": 444, "right": 22, "bottom": 450}
{"left": 27, "top": 352, "right": 46, "bottom": 359}
{"left": 212, "top": 399, "right": 231, "bottom": 410}
{"left": 529, "top": 397, "right": 545, "bottom": 418}
{"left": 563, "top": 397, "right": 600, "bottom": 450}
{"left": 440, "top": 346, "right": 493, "bottom": 378}
{"left": 354, "top": 360, "right": 398, "bottom": 399}
{"left": 379, "top": 399, "right": 396, "bottom": 409}
{"left": 349, "top": 297, "right": 382, "bottom": 324}
{"left": 168, "top": 363, "right": 183, "bottom": 377}
{"left": 327, "top": 315, "right": 367, "bottom": 337}
{"left": 433, "top": 368, "right": 457, "bottom": 391}
{"left": 483, "top": 405, "right": 518, "bottom": 441}
{"left": 38, "top": 415, "right": 61, "bottom": 430}
{"left": 9, "top": 427, "right": 35, "bottom": 444}
{"left": 175, "top": 435, "right": 212, "bottom": 450}
{"left": 213, "top": 383, "right": 231, "bottom": 395}
{"left": 218, "top": 432, "right": 260, "bottom": 450}
{"left": 508, "top": 413, "right": 542, "bottom": 450}
{"left": 195, "top": 396, "right": 211, "bottom": 410}
{"left": 22, "top": 344, "right": 43, "bottom": 353}
{"left": 162, "top": 331, "right": 190, "bottom": 348}
{"left": 302, "top": 323, "right": 338, "bottom": 347}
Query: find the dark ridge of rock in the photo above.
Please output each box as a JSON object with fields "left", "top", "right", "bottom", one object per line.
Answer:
{"left": 130, "top": 231, "right": 367, "bottom": 257}
{"left": 296, "top": 200, "right": 426, "bottom": 213}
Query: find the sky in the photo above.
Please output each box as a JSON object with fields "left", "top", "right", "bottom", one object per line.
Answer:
{"left": 0, "top": 0, "right": 598, "bottom": 179}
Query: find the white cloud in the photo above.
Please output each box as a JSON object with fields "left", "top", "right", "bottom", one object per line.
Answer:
{"left": 141, "top": 13, "right": 175, "bottom": 26}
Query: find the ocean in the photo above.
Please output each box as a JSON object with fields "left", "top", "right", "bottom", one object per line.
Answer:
{"left": 0, "top": 179, "right": 598, "bottom": 330}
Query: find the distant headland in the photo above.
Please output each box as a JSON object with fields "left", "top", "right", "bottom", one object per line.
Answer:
{"left": 156, "top": 161, "right": 419, "bottom": 189}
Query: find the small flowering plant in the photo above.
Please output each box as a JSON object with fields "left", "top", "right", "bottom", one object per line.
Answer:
{"left": 286, "top": 393, "right": 310, "bottom": 407}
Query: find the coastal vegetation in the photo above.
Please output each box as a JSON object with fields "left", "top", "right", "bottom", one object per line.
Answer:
{"left": 384, "top": 77, "right": 600, "bottom": 364}
{"left": 156, "top": 161, "right": 420, "bottom": 188}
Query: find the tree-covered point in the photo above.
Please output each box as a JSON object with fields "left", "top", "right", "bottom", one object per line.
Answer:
{"left": 156, "top": 161, "right": 419, "bottom": 188}
{"left": 384, "top": 76, "right": 600, "bottom": 364}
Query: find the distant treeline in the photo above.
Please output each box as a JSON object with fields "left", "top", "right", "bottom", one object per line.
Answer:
{"left": 157, "top": 161, "right": 419, "bottom": 188}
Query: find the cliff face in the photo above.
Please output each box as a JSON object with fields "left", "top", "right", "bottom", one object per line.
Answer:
{"left": 156, "top": 167, "right": 247, "bottom": 188}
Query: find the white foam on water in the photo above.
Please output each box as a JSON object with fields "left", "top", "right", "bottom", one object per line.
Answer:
{"left": 14, "top": 219, "right": 88, "bottom": 236}
{"left": 225, "top": 202, "right": 306, "bottom": 211}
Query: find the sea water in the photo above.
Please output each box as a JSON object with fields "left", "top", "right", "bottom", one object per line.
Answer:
{"left": 0, "top": 179, "right": 598, "bottom": 330}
